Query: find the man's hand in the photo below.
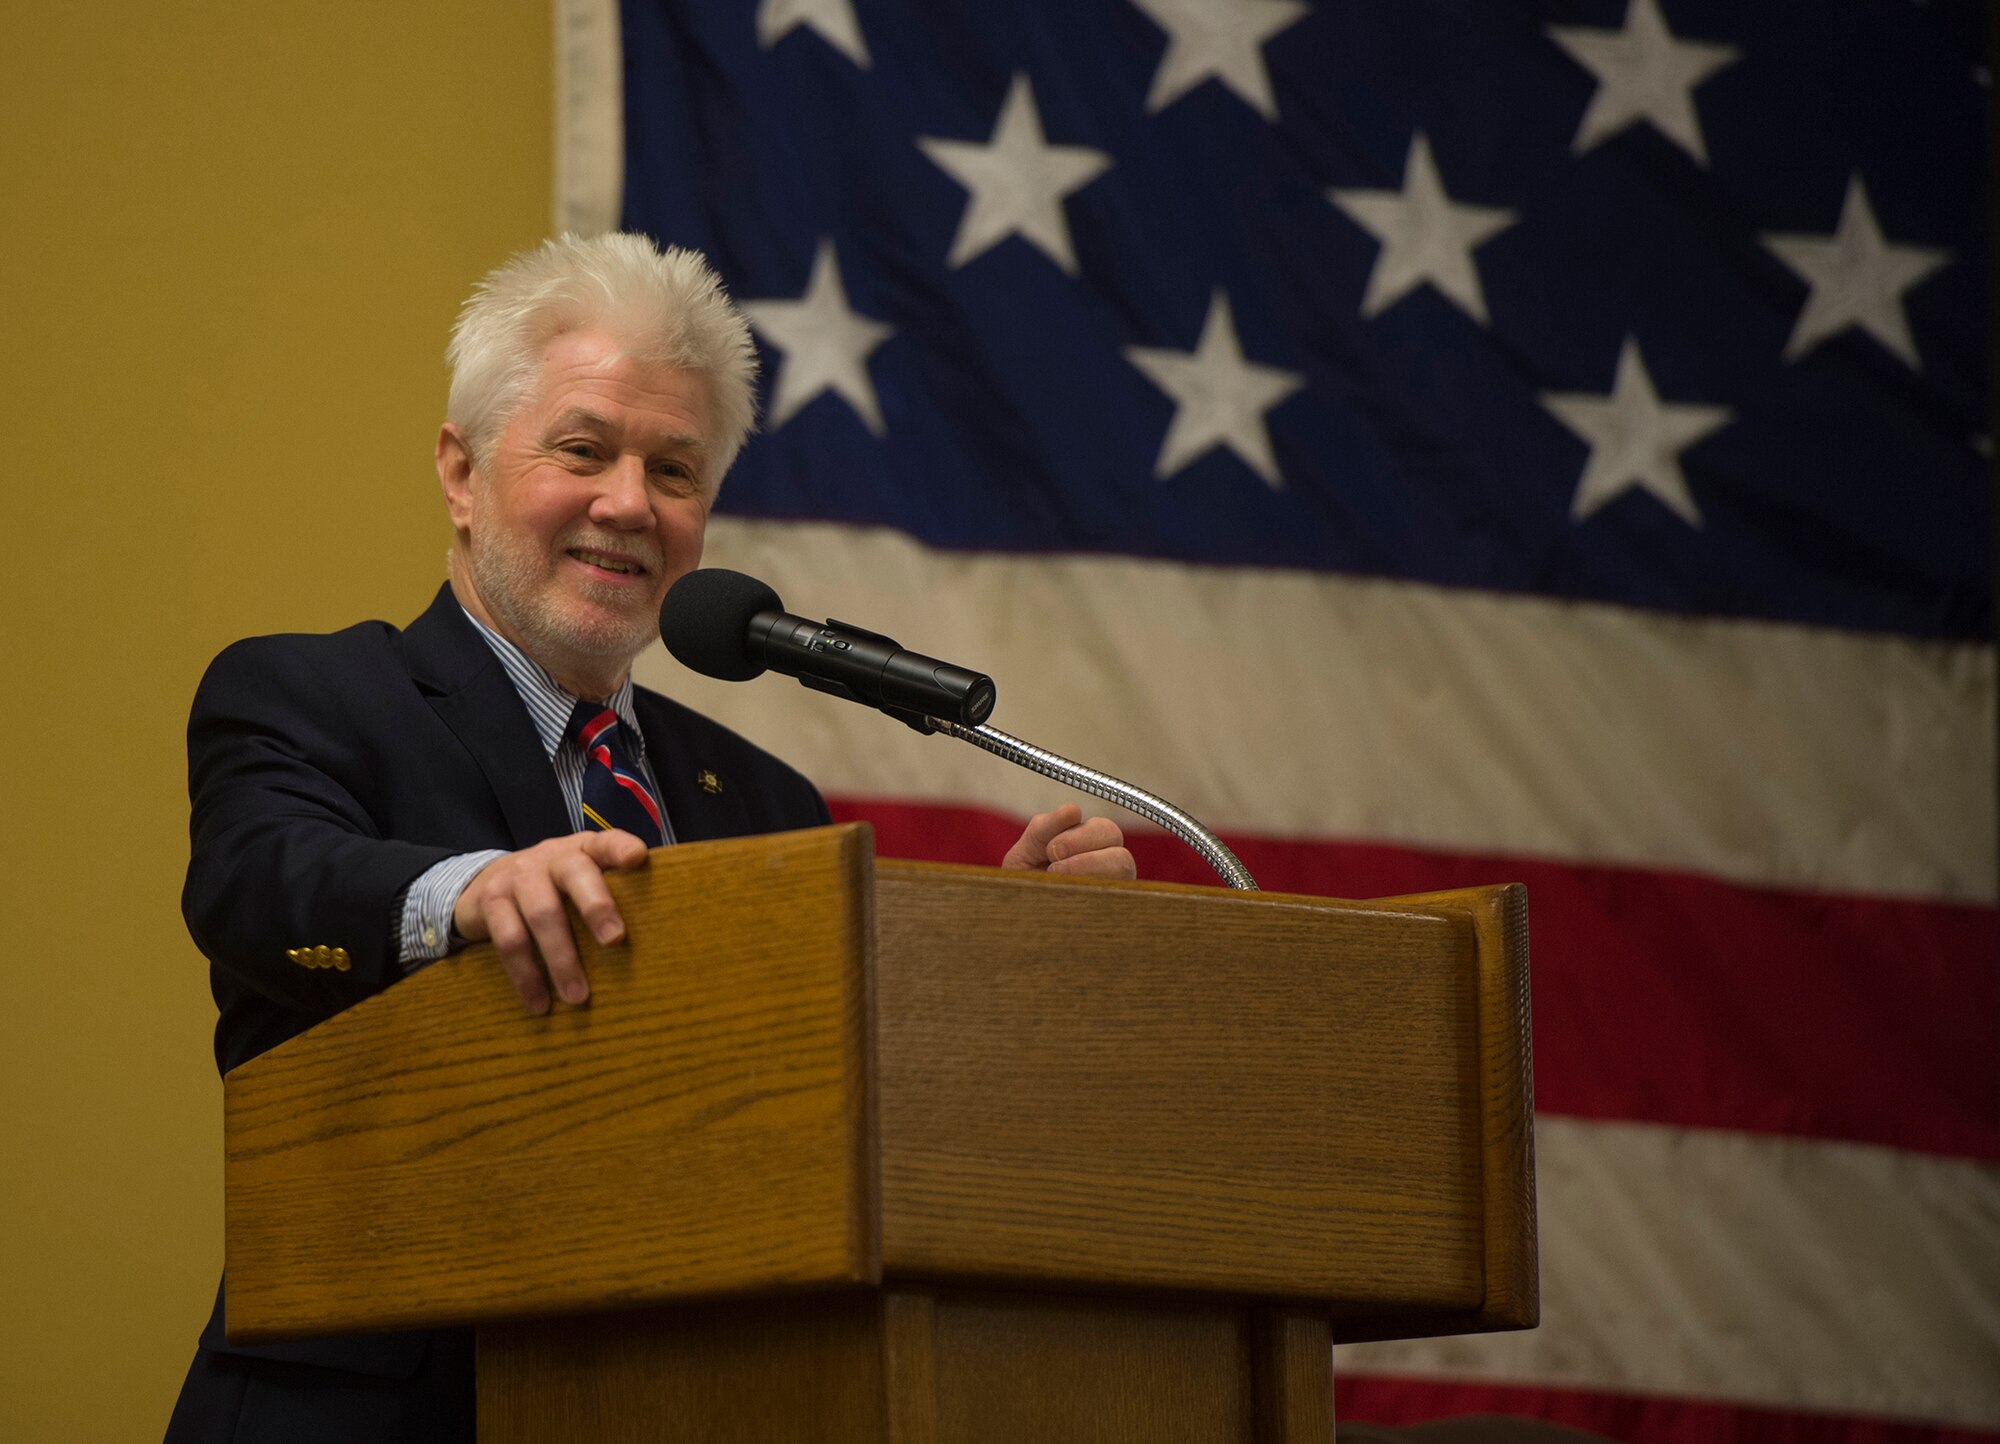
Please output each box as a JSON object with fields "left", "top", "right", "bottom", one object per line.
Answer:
{"left": 1001, "top": 803, "right": 1137, "bottom": 880}
{"left": 452, "top": 830, "right": 650, "bottom": 1014}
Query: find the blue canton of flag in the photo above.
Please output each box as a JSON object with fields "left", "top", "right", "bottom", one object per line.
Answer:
{"left": 619, "top": 0, "right": 1987, "bottom": 638}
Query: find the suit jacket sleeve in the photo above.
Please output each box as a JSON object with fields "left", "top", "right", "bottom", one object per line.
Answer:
{"left": 182, "top": 632, "right": 457, "bottom": 1019}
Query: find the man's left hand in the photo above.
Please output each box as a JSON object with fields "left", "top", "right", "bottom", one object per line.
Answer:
{"left": 1002, "top": 803, "right": 1137, "bottom": 879}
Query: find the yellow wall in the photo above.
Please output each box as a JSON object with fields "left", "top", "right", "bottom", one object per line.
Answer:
{"left": 0, "top": 4, "right": 551, "bottom": 1436}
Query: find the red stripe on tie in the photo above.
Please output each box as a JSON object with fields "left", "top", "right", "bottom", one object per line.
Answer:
{"left": 614, "top": 772, "right": 664, "bottom": 831}
{"left": 578, "top": 709, "right": 619, "bottom": 751}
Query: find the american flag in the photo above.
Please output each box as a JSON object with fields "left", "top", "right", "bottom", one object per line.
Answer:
{"left": 560, "top": 0, "right": 1997, "bottom": 1437}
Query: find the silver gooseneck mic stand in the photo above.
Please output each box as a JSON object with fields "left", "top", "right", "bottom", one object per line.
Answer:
{"left": 930, "top": 719, "right": 1259, "bottom": 891}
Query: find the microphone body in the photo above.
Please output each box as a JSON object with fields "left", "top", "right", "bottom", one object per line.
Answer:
{"left": 660, "top": 569, "right": 995, "bottom": 729}
{"left": 747, "top": 611, "right": 997, "bottom": 728}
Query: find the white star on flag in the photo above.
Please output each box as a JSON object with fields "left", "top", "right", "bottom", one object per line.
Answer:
{"left": 918, "top": 73, "right": 1112, "bottom": 275}
{"left": 1547, "top": 0, "right": 1739, "bottom": 165}
{"left": 1542, "top": 337, "right": 1731, "bottom": 528}
{"left": 742, "top": 239, "right": 895, "bottom": 436}
{"left": 1126, "top": 290, "right": 1306, "bottom": 490}
{"left": 1762, "top": 173, "right": 1950, "bottom": 371}
{"left": 1327, "top": 130, "right": 1518, "bottom": 326}
{"left": 1127, "top": 0, "right": 1311, "bottom": 122}
{"left": 756, "top": 0, "right": 870, "bottom": 67}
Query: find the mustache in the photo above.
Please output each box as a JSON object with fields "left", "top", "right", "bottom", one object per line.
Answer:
{"left": 556, "top": 528, "right": 664, "bottom": 573}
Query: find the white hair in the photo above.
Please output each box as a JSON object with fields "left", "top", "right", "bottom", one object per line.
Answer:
{"left": 445, "top": 232, "right": 759, "bottom": 487}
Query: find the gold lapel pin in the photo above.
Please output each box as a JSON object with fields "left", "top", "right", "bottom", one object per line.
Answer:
{"left": 696, "top": 768, "right": 723, "bottom": 796}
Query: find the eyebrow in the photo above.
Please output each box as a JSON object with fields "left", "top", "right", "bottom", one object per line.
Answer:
{"left": 545, "top": 407, "right": 614, "bottom": 436}
{"left": 545, "top": 407, "right": 707, "bottom": 458}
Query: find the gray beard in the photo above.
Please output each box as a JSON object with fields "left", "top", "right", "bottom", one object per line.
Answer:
{"left": 469, "top": 534, "right": 658, "bottom": 675}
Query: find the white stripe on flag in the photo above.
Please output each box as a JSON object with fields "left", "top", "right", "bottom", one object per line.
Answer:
{"left": 553, "top": 0, "right": 623, "bottom": 237}
{"left": 639, "top": 518, "right": 1996, "bottom": 903}
{"left": 1338, "top": 1117, "right": 2000, "bottom": 1430}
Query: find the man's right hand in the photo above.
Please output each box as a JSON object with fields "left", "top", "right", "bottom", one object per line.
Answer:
{"left": 452, "top": 830, "right": 651, "bottom": 1014}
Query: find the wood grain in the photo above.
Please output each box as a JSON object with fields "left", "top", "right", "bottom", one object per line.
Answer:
{"left": 478, "top": 1287, "right": 1327, "bottom": 1443}
{"left": 926, "top": 1289, "right": 1256, "bottom": 1444}
{"left": 224, "top": 838, "right": 1537, "bottom": 1371}
{"left": 479, "top": 1293, "right": 888, "bottom": 1444}
{"left": 882, "top": 1289, "right": 940, "bottom": 1444}
{"left": 223, "top": 824, "right": 879, "bottom": 1341}
{"left": 1252, "top": 1308, "right": 1335, "bottom": 1444}
{"left": 1365, "top": 883, "right": 1538, "bottom": 1336}
{"left": 872, "top": 863, "right": 1489, "bottom": 1311}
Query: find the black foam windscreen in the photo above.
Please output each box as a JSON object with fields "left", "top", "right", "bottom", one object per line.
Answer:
{"left": 660, "top": 568, "right": 782, "bottom": 681}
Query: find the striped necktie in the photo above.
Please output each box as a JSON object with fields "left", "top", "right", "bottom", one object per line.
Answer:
{"left": 569, "top": 700, "right": 665, "bottom": 847}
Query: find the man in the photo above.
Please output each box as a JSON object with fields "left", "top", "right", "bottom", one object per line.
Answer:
{"left": 164, "top": 233, "right": 1134, "bottom": 1442}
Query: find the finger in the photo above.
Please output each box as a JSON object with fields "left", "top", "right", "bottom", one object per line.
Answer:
{"left": 515, "top": 872, "right": 588, "bottom": 1006}
{"left": 483, "top": 895, "right": 550, "bottom": 1015}
{"left": 1045, "top": 816, "right": 1124, "bottom": 864}
{"left": 1050, "top": 846, "right": 1137, "bottom": 880}
{"left": 1003, "top": 804, "right": 1083, "bottom": 869}
{"left": 552, "top": 848, "right": 626, "bottom": 946}
{"left": 578, "top": 828, "right": 651, "bottom": 871}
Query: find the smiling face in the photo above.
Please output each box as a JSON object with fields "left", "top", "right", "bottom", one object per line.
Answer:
{"left": 437, "top": 327, "right": 713, "bottom": 698}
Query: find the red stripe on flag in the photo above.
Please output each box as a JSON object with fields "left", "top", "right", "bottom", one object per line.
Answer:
{"left": 1334, "top": 1377, "right": 2000, "bottom": 1444}
{"left": 829, "top": 797, "right": 2000, "bottom": 1162}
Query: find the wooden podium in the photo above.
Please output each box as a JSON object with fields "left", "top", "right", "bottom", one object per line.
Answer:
{"left": 221, "top": 822, "right": 1536, "bottom": 1443}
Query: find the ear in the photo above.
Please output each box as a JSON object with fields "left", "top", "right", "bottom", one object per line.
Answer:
{"left": 435, "top": 423, "right": 479, "bottom": 532}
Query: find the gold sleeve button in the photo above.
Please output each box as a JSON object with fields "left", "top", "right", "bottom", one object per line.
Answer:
{"left": 286, "top": 945, "right": 350, "bottom": 970}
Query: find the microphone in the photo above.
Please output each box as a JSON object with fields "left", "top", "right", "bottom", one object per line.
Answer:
{"left": 660, "top": 568, "right": 997, "bottom": 730}
{"left": 658, "top": 567, "right": 1258, "bottom": 889}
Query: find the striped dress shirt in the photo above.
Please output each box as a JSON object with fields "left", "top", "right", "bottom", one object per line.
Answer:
{"left": 395, "top": 608, "right": 673, "bottom": 968}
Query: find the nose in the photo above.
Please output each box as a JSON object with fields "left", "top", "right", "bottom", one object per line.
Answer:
{"left": 590, "top": 453, "right": 654, "bottom": 530}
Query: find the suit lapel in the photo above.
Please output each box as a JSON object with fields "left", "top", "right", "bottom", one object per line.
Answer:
{"left": 400, "top": 585, "right": 572, "bottom": 849}
{"left": 635, "top": 688, "right": 750, "bottom": 844}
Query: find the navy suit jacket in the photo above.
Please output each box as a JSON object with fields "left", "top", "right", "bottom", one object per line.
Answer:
{"left": 167, "top": 584, "right": 829, "bottom": 1441}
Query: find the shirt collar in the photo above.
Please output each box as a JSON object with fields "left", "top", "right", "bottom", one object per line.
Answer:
{"left": 460, "top": 606, "right": 645, "bottom": 760}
